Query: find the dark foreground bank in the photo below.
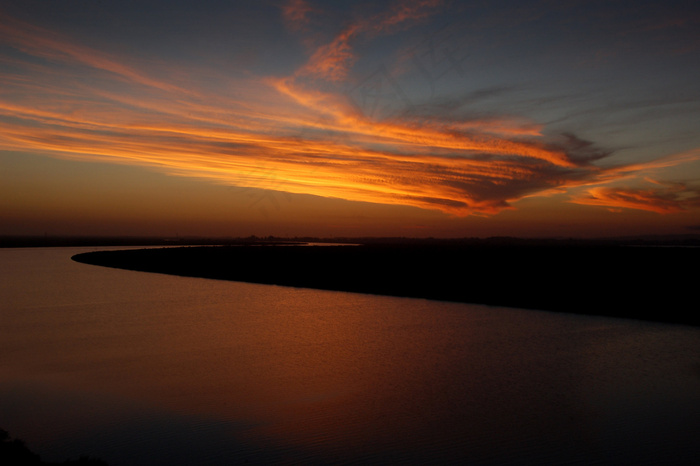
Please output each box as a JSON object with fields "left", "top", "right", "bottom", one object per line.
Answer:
{"left": 1, "top": 429, "right": 107, "bottom": 465}
{"left": 73, "top": 242, "right": 699, "bottom": 326}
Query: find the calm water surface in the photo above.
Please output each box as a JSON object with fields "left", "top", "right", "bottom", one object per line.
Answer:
{"left": 1, "top": 247, "right": 699, "bottom": 465}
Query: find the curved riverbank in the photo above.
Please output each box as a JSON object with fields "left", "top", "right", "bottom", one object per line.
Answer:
{"left": 72, "top": 243, "right": 699, "bottom": 326}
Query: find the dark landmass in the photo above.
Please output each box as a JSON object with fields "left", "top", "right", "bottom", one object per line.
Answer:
{"left": 1, "top": 429, "right": 108, "bottom": 465}
{"left": 72, "top": 238, "right": 700, "bottom": 326}
{"left": 0, "top": 234, "right": 306, "bottom": 248}
{"left": 6, "top": 233, "right": 700, "bottom": 248}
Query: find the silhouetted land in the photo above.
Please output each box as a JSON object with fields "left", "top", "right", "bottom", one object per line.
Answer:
{"left": 0, "top": 429, "right": 107, "bottom": 465}
{"left": 72, "top": 238, "right": 699, "bottom": 326}
{"left": 5, "top": 233, "right": 700, "bottom": 248}
{"left": 0, "top": 235, "right": 305, "bottom": 248}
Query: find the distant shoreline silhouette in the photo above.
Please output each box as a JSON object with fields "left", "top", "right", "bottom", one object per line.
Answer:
{"left": 72, "top": 240, "right": 699, "bottom": 326}
{"left": 0, "top": 429, "right": 107, "bottom": 465}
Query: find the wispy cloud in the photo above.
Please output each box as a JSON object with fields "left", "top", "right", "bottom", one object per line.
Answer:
{"left": 567, "top": 148, "right": 700, "bottom": 214}
{"left": 1, "top": 4, "right": 699, "bottom": 218}
{"left": 570, "top": 182, "right": 700, "bottom": 214}
{"left": 0, "top": 13, "right": 191, "bottom": 96}
{"left": 281, "top": 0, "right": 316, "bottom": 33}
{"left": 285, "top": 0, "right": 442, "bottom": 82}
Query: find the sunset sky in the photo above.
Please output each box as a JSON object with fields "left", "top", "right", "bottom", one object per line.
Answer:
{"left": 1, "top": 0, "right": 699, "bottom": 238}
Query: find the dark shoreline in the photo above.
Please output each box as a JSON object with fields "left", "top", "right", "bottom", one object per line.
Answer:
{"left": 1, "top": 428, "right": 107, "bottom": 465}
{"left": 72, "top": 242, "right": 699, "bottom": 327}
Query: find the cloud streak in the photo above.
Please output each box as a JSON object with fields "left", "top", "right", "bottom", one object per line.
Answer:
{"left": 1, "top": 3, "right": 699, "bottom": 219}
{"left": 570, "top": 176, "right": 700, "bottom": 214}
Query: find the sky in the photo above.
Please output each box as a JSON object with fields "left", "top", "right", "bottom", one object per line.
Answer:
{"left": 1, "top": 0, "right": 699, "bottom": 238}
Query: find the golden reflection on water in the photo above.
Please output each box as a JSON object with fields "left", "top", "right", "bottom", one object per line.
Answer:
{"left": 2, "top": 248, "right": 700, "bottom": 465}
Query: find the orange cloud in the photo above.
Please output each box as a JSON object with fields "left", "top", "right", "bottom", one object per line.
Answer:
{"left": 364, "top": 0, "right": 442, "bottom": 35}
{"left": 570, "top": 177, "right": 700, "bottom": 214}
{"left": 281, "top": 0, "right": 315, "bottom": 32}
{"left": 298, "top": 25, "right": 360, "bottom": 82}
{"left": 290, "top": 0, "right": 441, "bottom": 81}
{"left": 2, "top": 7, "right": 699, "bottom": 220}
{"left": 571, "top": 186, "right": 695, "bottom": 214}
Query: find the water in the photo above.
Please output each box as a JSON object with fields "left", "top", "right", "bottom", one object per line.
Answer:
{"left": 1, "top": 247, "right": 699, "bottom": 465}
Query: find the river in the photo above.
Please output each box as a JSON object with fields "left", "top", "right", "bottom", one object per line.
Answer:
{"left": 1, "top": 247, "right": 699, "bottom": 465}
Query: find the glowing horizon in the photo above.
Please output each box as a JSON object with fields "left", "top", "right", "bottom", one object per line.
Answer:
{"left": 1, "top": 1, "right": 699, "bottom": 237}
